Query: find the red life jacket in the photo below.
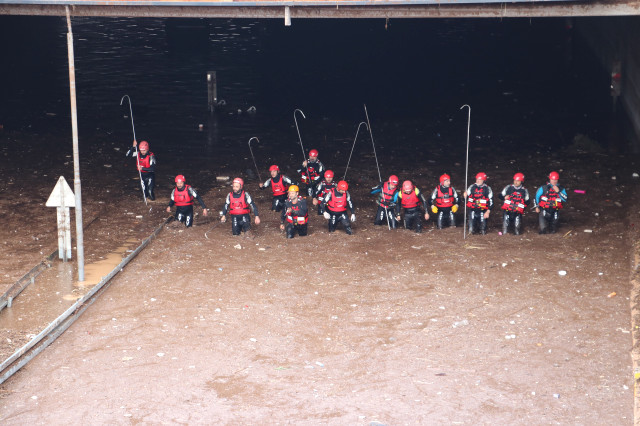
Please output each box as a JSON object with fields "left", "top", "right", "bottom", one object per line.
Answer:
{"left": 286, "top": 201, "right": 308, "bottom": 225}
{"left": 401, "top": 190, "right": 420, "bottom": 209}
{"left": 327, "top": 188, "right": 347, "bottom": 212}
{"left": 538, "top": 185, "right": 563, "bottom": 210}
{"left": 380, "top": 182, "right": 397, "bottom": 207}
{"left": 302, "top": 162, "right": 321, "bottom": 184}
{"left": 466, "top": 185, "right": 490, "bottom": 210}
{"left": 435, "top": 186, "right": 455, "bottom": 208}
{"left": 229, "top": 191, "right": 250, "bottom": 215}
{"left": 138, "top": 152, "right": 153, "bottom": 172}
{"left": 320, "top": 181, "right": 336, "bottom": 196}
{"left": 173, "top": 185, "right": 194, "bottom": 206}
{"left": 270, "top": 175, "right": 287, "bottom": 196}
{"left": 502, "top": 189, "right": 526, "bottom": 213}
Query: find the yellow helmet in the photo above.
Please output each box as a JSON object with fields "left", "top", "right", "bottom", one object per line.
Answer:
{"left": 288, "top": 185, "right": 299, "bottom": 193}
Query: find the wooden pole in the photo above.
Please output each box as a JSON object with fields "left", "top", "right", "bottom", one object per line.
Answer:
{"left": 65, "top": 6, "right": 85, "bottom": 281}
{"left": 207, "top": 71, "right": 217, "bottom": 113}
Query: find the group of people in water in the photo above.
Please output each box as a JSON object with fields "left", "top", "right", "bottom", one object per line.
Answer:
{"left": 128, "top": 141, "right": 568, "bottom": 238}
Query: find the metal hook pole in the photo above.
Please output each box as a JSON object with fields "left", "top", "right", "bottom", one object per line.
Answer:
{"left": 248, "top": 137, "right": 262, "bottom": 182}
{"left": 460, "top": 104, "right": 471, "bottom": 240}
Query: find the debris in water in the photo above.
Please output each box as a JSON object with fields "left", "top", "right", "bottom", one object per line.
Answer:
{"left": 558, "top": 270, "right": 567, "bottom": 276}
{"left": 633, "top": 173, "right": 639, "bottom": 178}
{"left": 234, "top": 244, "right": 242, "bottom": 250}
{"left": 614, "top": 201, "right": 622, "bottom": 207}
{"left": 103, "top": 164, "right": 112, "bottom": 168}
{"left": 574, "top": 189, "right": 586, "bottom": 194}
{"left": 608, "top": 292, "right": 617, "bottom": 298}
{"left": 584, "top": 229, "right": 593, "bottom": 233}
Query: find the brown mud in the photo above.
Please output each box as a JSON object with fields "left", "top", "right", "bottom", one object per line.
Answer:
{"left": 0, "top": 128, "right": 637, "bottom": 424}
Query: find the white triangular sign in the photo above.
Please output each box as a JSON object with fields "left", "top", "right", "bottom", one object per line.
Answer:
{"left": 46, "top": 176, "right": 76, "bottom": 207}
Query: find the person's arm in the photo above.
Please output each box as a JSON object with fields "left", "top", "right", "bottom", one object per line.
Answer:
{"left": 523, "top": 188, "right": 531, "bottom": 205}
{"left": 452, "top": 187, "right": 460, "bottom": 206}
{"left": 559, "top": 186, "right": 568, "bottom": 201}
{"left": 245, "top": 192, "right": 259, "bottom": 217}
{"left": 166, "top": 189, "right": 175, "bottom": 212}
{"left": 283, "top": 175, "right": 297, "bottom": 186}
{"left": 280, "top": 201, "right": 288, "bottom": 223}
{"left": 125, "top": 141, "right": 137, "bottom": 157}
{"left": 428, "top": 187, "right": 437, "bottom": 208}
{"left": 419, "top": 189, "right": 429, "bottom": 211}
{"left": 534, "top": 186, "right": 544, "bottom": 207}
{"left": 221, "top": 193, "right": 231, "bottom": 216}
{"left": 260, "top": 178, "right": 271, "bottom": 189}
{"left": 346, "top": 192, "right": 355, "bottom": 215}
{"left": 498, "top": 185, "right": 508, "bottom": 201}
{"left": 189, "top": 187, "right": 207, "bottom": 209}
{"left": 487, "top": 186, "right": 494, "bottom": 209}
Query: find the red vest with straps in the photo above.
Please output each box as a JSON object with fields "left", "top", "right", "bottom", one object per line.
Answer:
{"left": 173, "top": 185, "right": 194, "bottom": 206}
{"left": 538, "top": 185, "right": 563, "bottom": 210}
{"left": 229, "top": 191, "right": 250, "bottom": 215}
{"left": 302, "top": 162, "right": 321, "bottom": 184}
{"left": 138, "top": 152, "right": 153, "bottom": 171}
{"left": 435, "top": 186, "right": 455, "bottom": 208}
{"left": 401, "top": 190, "right": 420, "bottom": 209}
{"left": 502, "top": 189, "right": 526, "bottom": 213}
{"left": 318, "top": 181, "right": 336, "bottom": 198}
{"left": 270, "top": 175, "right": 287, "bottom": 196}
{"left": 380, "top": 182, "right": 397, "bottom": 207}
{"left": 327, "top": 189, "right": 347, "bottom": 212}
{"left": 286, "top": 201, "right": 308, "bottom": 225}
{"left": 466, "top": 185, "right": 490, "bottom": 210}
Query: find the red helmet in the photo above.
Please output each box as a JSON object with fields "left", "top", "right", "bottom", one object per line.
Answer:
{"left": 233, "top": 177, "right": 244, "bottom": 187}
{"left": 175, "top": 175, "right": 185, "bottom": 183}
{"left": 440, "top": 174, "right": 451, "bottom": 184}
{"left": 476, "top": 172, "right": 487, "bottom": 181}
{"left": 337, "top": 180, "right": 348, "bottom": 191}
{"left": 269, "top": 165, "right": 280, "bottom": 172}
{"left": 309, "top": 149, "right": 319, "bottom": 158}
{"left": 324, "top": 170, "right": 334, "bottom": 179}
{"left": 138, "top": 141, "right": 149, "bottom": 150}
{"left": 388, "top": 175, "right": 399, "bottom": 185}
{"left": 513, "top": 173, "right": 525, "bottom": 182}
{"left": 549, "top": 171, "right": 560, "bottom": 180}
{"left": 402, "top": 180, "right": 413, "bottom": 192}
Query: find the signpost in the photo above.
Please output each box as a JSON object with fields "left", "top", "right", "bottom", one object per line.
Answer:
{"left": 46, "top": 176, "right": 76, "bottom": 262}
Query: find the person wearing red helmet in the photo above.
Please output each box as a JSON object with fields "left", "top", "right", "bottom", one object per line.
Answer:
{"left": 166, "top": 175, "right": 208, "bottom": 227}
{"left": 395, "top": 180, "right": 429, "bottom": 233}
{"left": 298, "top": 149, "right": 325, "bottom": 198}
{"left": 370, "top": 174, "right": 400, "bottom": 229}
{"left": 534, "top": 171, "right": 568, "bottom": 234}
{"left": 125, "top": 139, "right": 156, "bottom": 200}
{"left": 313, "top": 170, "right": 337, "bottom": 215}
{"left": 280, "top": 185, "right": 309, "bottom": 238}
{"left": 259, "top": 164, "right": 297, "bottom": 212}
{"left": 220, "top": 177, "right": 260, "bottom": 235}
{"left": 320, "top": 180, "right": 355, "bottom": 235}
{"left": 428, "top": 174, "right": 460, "bottom": 229}
{"left": 498, "top": 172, "right": 530, "bottom": 235}
{"left": 463, "top": 172, "right": 494, "bottom": 235}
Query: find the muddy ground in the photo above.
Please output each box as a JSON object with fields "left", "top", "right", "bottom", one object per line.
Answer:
{"left": 0, "top": 127, "right": 637, "bottom": 424}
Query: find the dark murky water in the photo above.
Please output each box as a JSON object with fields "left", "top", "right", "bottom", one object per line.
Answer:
{"left": 0, "top": 16, "right": 619, "bottom": 174}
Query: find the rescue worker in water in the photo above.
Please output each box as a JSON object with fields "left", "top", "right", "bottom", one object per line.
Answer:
{"left": 320, "top": 180, "right": 356, "bottom": 235}
{"left": 371, "top": 174, "right": 400, "bottom": 229}
{"left": 220, "top": 178, "right": 260, "bottom": 235}
{"left": 313, "top": 170, "right": 337, "bottom": 215}
{"left": 534, "top": 171, "right": 568, "bottom": 234}
{"left": 166, "top": 175, "right": 208, "bottom": 227}
{"left": 463, "top": 172, "right": 493, "bottom": 235}
{"left": 298, "top": 149, "right": 325, "bottom": 198}
{"left": 499, "top": 172, "right": 530, "bottom": 235}
{"left": 395, "top": 180, "right": 429, "bottom": 233}
{"left": 259, "top": 164, "right": 296, "bottom": 212}
{"left": 428, "top": 174, "right": 460, "bottom": 229}
{"left": 126, "top": 140, "right": 156, "bottom": 200}
{"left": 280, "top": 185, "right": 309, "bottom": 238}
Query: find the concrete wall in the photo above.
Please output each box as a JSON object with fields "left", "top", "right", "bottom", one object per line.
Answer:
{"left": 576, "top": 16, "right": 640, "bottom": 145}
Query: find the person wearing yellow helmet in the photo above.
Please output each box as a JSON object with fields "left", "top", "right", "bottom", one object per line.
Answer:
{"left": 280, "top": 185, "right": 309, "bottom": 238}
{"left": 428, "top": 174, "right": 460, "bottom": 229}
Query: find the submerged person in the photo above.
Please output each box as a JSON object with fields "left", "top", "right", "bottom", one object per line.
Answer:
{"left": 280, "top": 185, "right": 309, "bottom": 238}
{"left": 499, "top": 173, "right": 530, "bottom": 235}
{"left": 220, "top": 178, "right": 260, "bottom": 235}
{"left": 428, "top": 174, "right": 460, "bottom": 229}
{"left": 313, "top": 170, "right": 337, "bottom": 215}
{"left": 320, "top": 180, "right": 356, "bottom": 235}
{"left": 298, "top": 149, "right": 325, "bottom": 198}
{"left": 126, "top": 140, "right": 156, "bottom": 201}
{"left": 534, "top": 171, "right": 568, "bottom": 234}
{"left": 166, "top": 175, "right": 208, "bottom": 227}
{"left": 396, "top": 180, "right": 429, "bottom": 233}
{"left": 371, "top": 174, "right": 400, "bottom": 229}
{"left": 259, "top": 164, "right": 296, "bottom": 212}
{"left": 463, "top": 172, "right": 493, "bottom": 235}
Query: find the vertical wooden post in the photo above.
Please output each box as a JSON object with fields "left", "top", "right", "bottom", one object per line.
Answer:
{"left": 207, "top": 71, "right": 217, "bottom": 113}
{"left": 65, "top": 7, "right": 84, "bottom": 281}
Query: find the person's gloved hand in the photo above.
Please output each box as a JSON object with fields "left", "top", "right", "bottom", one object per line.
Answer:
{"left": 350, "top": 214, "right": 356, "bottom": 222}
{"left": 452, "top": 205, "right": 459, "bottom": 213}
{"left": 323, "top": 212, "right": 330, "bottom": 220}
{"left": 431, "top": 206, "right": 438, "bottom": 214}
